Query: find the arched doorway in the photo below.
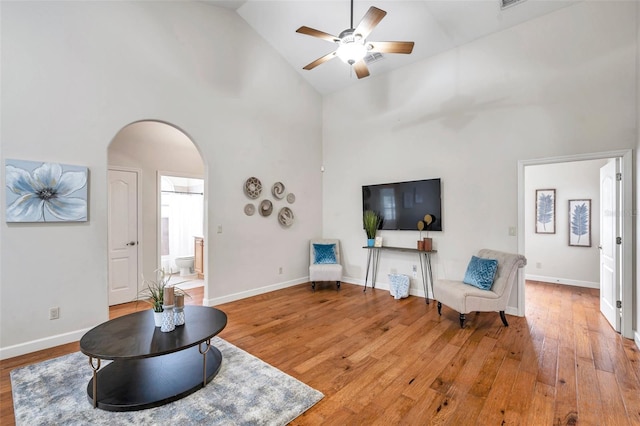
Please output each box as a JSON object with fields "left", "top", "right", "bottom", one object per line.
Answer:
{"left": 107, "top": 120, "right": 205, "bottom": 306}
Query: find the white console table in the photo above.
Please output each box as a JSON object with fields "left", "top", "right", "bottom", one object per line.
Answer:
{"left": 362, "top": 246, "right": 437, "bottom": 304}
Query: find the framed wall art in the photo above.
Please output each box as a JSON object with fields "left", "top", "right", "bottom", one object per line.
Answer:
{"left": 5, "top": 159, "right": 88, "bottom": 223}
{"left": 535, "top": 189, "right": 555, "bottom": 234}
{"left": 568, "top": 199, "right": 591, "bottom": 247}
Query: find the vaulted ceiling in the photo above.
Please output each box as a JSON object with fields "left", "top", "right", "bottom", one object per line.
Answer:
{"left": 213, "top": 0, "right": 580, "bottom": 94}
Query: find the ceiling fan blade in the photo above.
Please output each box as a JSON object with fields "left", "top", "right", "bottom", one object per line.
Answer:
{"left": 302, "top": 51, "right": 337, "bottom": 70}
{"left": 368, "top": 41, "right": 415, "bottom": 54}
{"left": 353, "top": 60, "right": 370, "bottom": 79}
{"left": 354, "top": 7, "right": 387, "bottom": 40}
{"left": 296, "top": 26, "right": 339, "bottom": 43}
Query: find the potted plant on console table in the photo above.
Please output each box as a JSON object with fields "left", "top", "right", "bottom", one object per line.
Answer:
{"left": 363, "top": 210, "right": 382, "bottom": 247}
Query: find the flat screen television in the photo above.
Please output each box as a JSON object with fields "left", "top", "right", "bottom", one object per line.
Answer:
{"left": 362, "top": 178, "right": 442, "bottom": 231}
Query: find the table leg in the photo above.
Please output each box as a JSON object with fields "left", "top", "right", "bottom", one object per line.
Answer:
{"left": 419, "top": 253, "right": 434, "bottom": 304}
{"left": 198, "top": 339, "right": 212, "bottom": 388}
{"left": 363, "top": 249, "right": 373, "bottom": 292}
{"left": 88, "top": 357, "right": 101, "bottom": 408}
{"left": 371, "top": 250, "right": 380, "bottom": 288}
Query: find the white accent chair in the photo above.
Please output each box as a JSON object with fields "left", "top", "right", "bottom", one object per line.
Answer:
{"left": 309, "top": 239, "right": 343, "bottom": 291}
{"left": 433, "top": 249, "right": 527, "bottom": 328}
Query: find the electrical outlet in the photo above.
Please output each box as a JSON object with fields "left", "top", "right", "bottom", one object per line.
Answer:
{"left": 536, "top": 262, "right": 542, "bottom": 269}
{"left": 217, "top": 225, "right": 222, "bottom": 234}
{"left": 49, "top": 307, "right": 60, "bottom": 320}
{"left": 278, "top": 267, "right": 283, "bottom": 274}
{"left": 412, "top": 265, "right": 417, "bottom": 278}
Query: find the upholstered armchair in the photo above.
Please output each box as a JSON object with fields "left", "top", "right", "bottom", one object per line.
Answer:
{"left": 309, "top": 239, "right": 343, "bottom": 290}
{"left": 433, "top": 249, "right": 526, "bottom": 328}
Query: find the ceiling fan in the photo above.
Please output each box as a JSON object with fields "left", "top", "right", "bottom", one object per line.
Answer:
{"left": 296, "top": 0, "right": 415, "bottom": 79}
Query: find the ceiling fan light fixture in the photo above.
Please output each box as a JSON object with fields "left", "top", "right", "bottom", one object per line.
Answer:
{"left": 336, "top": 39, "right": 367, "bottom": 65}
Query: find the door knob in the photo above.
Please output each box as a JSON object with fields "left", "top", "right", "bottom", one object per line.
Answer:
{"left": 126, "top": 241, "right": 137, "bottom": 246}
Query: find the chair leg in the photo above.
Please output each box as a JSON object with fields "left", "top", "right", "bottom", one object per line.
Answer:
{"left": 459, "top": 313, "right": 466, "bottom": 328}
{"left": 437, "top": 302, "right": 442, "bottom": 316}
{"left": 311, "top": 281, "right": 316, "bottom": 291}
{"left": 499, "top": 311, "right": 509, "bottom": 327}
{"left": 336, "top": 281, "right": 341, "bottom": 290}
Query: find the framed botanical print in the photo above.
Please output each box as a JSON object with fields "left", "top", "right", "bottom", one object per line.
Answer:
{"left": 569, "top": 199, "right": 591, "bottom": 247}
{"left": 535, "top": 189, "right": 555, "bottom": 234}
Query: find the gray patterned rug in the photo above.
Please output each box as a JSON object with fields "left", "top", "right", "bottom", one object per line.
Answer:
{"left": 11, "top": 337, "right": 323, "bottom": 425}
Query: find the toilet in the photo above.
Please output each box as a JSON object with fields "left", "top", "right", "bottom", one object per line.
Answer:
{"left": 174, "top": 256, "right": 194, "bottom": 277}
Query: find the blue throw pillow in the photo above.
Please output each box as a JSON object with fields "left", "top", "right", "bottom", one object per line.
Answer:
{"left": 463, "top": 256, "right": 498, "bottom": 290}
{"left": 313, "top": 243, "right": 337, "bottom": 264}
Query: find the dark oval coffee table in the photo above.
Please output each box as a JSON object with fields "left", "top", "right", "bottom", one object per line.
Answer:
{"left": 80, "top": 306, "right": 227, "bottom": 411}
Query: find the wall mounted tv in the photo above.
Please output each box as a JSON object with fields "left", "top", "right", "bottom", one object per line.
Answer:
{"left": 362, "top": 178, "right": 442, "bottom": 231}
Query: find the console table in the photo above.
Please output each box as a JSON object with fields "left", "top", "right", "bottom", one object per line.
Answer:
{"left": 79, "top": 306, "right": 227, "bottom": 411}
{"left": 363, "top": 246, "right": 437, "bottom": 303}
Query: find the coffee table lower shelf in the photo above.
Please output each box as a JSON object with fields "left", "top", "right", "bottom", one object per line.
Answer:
{"left": 86, "top": 345, "right": 222, "bottom": 412}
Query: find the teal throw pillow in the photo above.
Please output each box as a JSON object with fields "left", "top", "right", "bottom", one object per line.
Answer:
{"left": 313, "top": 243, "right": 337, "bottom": 264}
{"left": 463, "top": 256, "right": 498, "bottom": 290}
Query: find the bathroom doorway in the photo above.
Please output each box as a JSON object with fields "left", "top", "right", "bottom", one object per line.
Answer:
{"left": 159, "top": 173, "right": 205, "bottom": 290}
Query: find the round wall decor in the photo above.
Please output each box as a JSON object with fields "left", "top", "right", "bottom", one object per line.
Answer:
{"left": 244, "top": 203, "right": 255, "bottom": 216}
{"left": 278, "top": 207, "right": 294, "bottom": 227}
{"left": 286, "top": 193, "right": 296, "bottom": 204}
{"left": 244, "top": 177, "right": 262, "bottom": 199}
{"left": 259, "top": 199, "right": 273, "bottom": 217}
{"left": 271, "top": 182, "right": 285, "bottom": 199}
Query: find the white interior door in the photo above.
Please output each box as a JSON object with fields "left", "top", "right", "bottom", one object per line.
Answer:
{"left": 108, "top": 169, "right": 139, "bottom": 306}
{"left": 599, "top": 159, "right": 620, "bottom": 331}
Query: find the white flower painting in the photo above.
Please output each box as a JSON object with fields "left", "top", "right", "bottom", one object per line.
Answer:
{"left": 5, "top": 159, "right": 88, "bottom": 222}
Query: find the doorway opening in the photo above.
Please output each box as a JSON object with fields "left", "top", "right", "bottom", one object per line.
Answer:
{"left": 159, "top": 174, "right": 205, "bottom": 291}
{"left": 107, "top": 120, "right": 206, "bottom": 307}
{"left": 517, "top": 149, "right": 633, "bottom": 338}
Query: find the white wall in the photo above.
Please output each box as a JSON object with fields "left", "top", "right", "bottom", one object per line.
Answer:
{"left": 635, "top": 0, "right": 640, "bottom": 349}
{"left": 0, "top": 1, "right": 323, "bottom": 358}
{"left": 524, "top": 159, "right": 608, "bottom": 288}
{"left": 322, "top": 1, "right": 637, "bottom": 313}
{"left": 108, "top": 121, "right": 205, "bottom": 286}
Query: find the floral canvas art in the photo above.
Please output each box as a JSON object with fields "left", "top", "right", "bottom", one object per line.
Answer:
{"left": 5, "top": 159, "right": 88, "bottom": 222}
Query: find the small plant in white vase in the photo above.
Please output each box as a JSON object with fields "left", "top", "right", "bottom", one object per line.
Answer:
{"left": 136, "top": 269, "right": 190, "bottom": 326}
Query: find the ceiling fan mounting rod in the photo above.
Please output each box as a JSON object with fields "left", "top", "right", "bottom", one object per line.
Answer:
{"left": 350, "top": 0, "right": 354, "bottom": 29}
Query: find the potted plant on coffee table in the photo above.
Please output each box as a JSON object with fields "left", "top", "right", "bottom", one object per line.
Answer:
{"left": 363, "top": 210, "right": 382, "bottom": 247}
{"left": 137, "top": 269, "right": 190, "bottom": 326}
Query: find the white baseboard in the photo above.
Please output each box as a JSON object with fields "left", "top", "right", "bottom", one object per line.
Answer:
{"left": 0, "top": 328, "right": 91, "bottom": 361}
{"left": 204, "top": 277, "right": 309, "bottom": 306}
{"left": 525, "top": 274, "right": 599, "bottom": 289}
{"left": 635, "top": 331, "right": 640, "bottom": 351}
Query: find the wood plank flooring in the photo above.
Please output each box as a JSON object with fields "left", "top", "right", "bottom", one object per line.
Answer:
{"left": 1, "top": 281, "right": 639, "bottom": 425}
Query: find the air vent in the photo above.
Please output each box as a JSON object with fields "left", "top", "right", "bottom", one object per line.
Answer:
{"left": 501, "top": 0, "right": 526, "bottom": 10}
{"left": 364, "top": 52, "right": 384, "bottom": 65}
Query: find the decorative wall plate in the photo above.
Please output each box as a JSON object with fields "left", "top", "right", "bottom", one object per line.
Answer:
{"left": 259, "top": 199, "right": 273, "bottom": 217}
{"left": 278, "top": 207, "right": 294, "bottom": 227}
{"left": 286, "top": 193, "right": 296, "bottom": 204}
{"left": 244, "top": 177, "right": 262, "bottom": 199}
{"left": 271, "top": 182, "right": 285, "bottom": 199}
{"left": 244, "top": 203, "right": 255, "bottom": 216}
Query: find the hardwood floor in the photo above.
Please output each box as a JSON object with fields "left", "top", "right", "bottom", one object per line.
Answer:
{"left": 1, "top": 281, "right": 639, "bottom": 425}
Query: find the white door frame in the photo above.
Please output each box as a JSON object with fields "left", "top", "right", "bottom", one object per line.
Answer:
{"left": 108, "top": 166, "right": 143, "bottom": 301}
{"left": 157, "top": 170, "right": 205, "bottom": 275}
{"left": 517, "top": 149, "right": 633, "bottom": 339}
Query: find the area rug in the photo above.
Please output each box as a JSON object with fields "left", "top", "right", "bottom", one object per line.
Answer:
{"left": 11, "top": 337, "right": 323, "bottom": 425}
